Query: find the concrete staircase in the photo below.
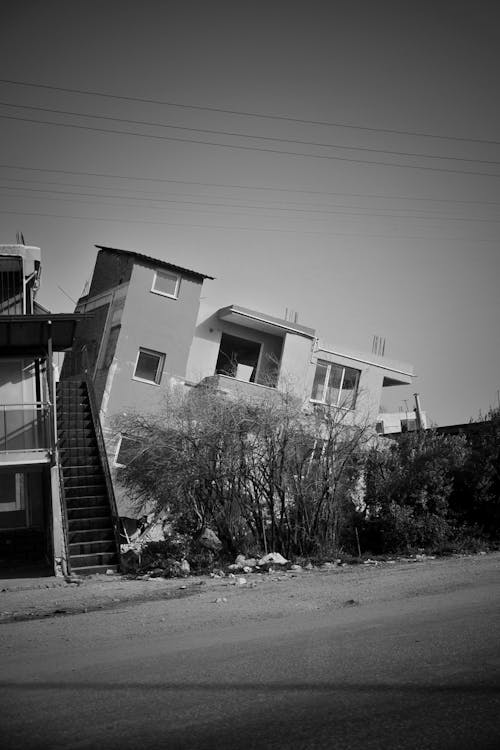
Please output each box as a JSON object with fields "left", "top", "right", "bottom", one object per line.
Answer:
{"left": 57, "top": 380, "right": 120, "bottom": 575}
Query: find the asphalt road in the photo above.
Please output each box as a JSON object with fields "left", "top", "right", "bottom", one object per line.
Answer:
{"left": 1, "top": 580, "right": 499, "bottom": 749}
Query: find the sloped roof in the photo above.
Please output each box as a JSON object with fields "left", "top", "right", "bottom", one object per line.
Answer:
{"left": 95, "top": 245, "right": 215, "bottom": 281}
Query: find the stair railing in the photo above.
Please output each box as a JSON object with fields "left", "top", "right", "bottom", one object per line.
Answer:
{"left": 84, "top": 378, "right": 122, "bottom": 567}
{"left": 55, "top": 381, "right": 73, "bottom": 577}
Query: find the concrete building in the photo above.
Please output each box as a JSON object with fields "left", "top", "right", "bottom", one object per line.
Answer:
{"left": 63, "top": 245, "right": 415, "bottom": 522}
{"left": 0, "top": 243, "right": 120, "bottom": 577}
{"left": 376, "top": 409, "right": 428, "bottom": 435}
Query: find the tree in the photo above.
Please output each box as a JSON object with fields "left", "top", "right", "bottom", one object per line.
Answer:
{"left": 114, "top": 382, "right": 372, "bottom": 558}
{"left": 363, "top": 430, "right": 468, "bottom": 553}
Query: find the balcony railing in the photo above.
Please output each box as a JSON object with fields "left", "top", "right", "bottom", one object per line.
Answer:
{"left": 200, "top": 374, "right": 281, "bottom": 402}
{"left": 0, "top": 403, "right": 51, "bottom": 453}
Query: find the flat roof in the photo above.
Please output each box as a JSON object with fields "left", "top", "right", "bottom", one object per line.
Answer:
{"left": 218, "top": 304, "right": 316, "bottom": 339}
{"left": 316, "top": 342, "right": 414, "bottom": 382}
{"left": 95, "top": 245, "right": 215, "bottom": 281}
{"left": 0, "top": 314, "right": 87, "bottom": 353}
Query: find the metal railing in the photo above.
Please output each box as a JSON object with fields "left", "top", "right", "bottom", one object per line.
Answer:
{"left": 84, "top": 379, "right": 122, "bottom": 562}
{"left": 0, "top": 403, "right": 51, "bottom": 453}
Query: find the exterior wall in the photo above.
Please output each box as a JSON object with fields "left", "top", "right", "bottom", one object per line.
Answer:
{"left": 64, "top": 302, "right": 110, "bottom": 379}
{"left": 301, "top": 349, "right": 381, "bottom": 426}
{"left": 103, "top": 261, "right": 204, "bottom": 418}
{"left": 377, "top": 410, "right": 428, "bottom": 434}
{"left": 304, "top": 345, "right": 414, "bottom": 427}
{"left": 69, "top": 284, "right": 129, "bottom": 404}
{"left": 88, "top": 250, "right": 134, "bottom": 297}
{"left": 186, "top": 303, "right": 312, "bottom": 389}
{"left": 278, "top": 333, "right": 315, "bottom": 398}
{"left": 185, "top": 304, "right": 223, "bottom": 383}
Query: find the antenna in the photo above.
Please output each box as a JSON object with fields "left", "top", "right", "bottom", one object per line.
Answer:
{"left": 372, "top": 335, "right": 386, "bottom": 356}
{"left": 57, "top": 285, "right": 77, "bottom": 305}
{"left": 285, "top": 308, "right": 299, "bottom": 323}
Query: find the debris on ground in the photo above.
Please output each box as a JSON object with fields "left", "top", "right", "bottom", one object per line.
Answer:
{"left": 199, "top": 528, "right": 223, "bottom": 552}
{"left": 258, "top": 552, "right": 288, "bottom": 566}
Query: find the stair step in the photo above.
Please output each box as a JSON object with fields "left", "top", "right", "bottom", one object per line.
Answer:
{"left": 68, "top": 517, "right": 113, "bottom": 531}
{"left": 63, "top": 466, "right": 102, "bottom": 487}
{"left": 66, "top": 507, "right": 110, "bottom": 520}
{"left": 69, "top": 552, "right": 119, "bottom": 569}
{"left": 68, "top": 528, "right": 115, "bottom": 544}
{"left": 62, "top": 468, "right": 103, "bottom": 480}
{"left": 59, "top": 436, "right": 98, "bottom": 447}
{"left": 63, "top": 473, "right": 105, "bottom": 487}
{"left": 65, "top": 495, "right": 109, "bottom": 509}
{"left": 65, "top": 484, "right": 107, "bottom": 498}
{"left": 70, "top": 564, "right": 119, "bottom": 576}
{"left": 69, "top": 539, "right": 116, "bottom": 555}
{"left": 60, "top": 450, "right": 99, "bottom": 462}
{"left": 58, "top": 420, "right": 93, "bottom": 430}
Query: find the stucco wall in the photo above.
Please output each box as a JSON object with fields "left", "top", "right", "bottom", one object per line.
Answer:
{"left": 104, "top": 261, "right": 203, "bottom": 417}
{"left": 88, "top": 250, "right": 134, "bottom": 297}
{"left": 279, "top": 334, "right": 315, "bottom": 399}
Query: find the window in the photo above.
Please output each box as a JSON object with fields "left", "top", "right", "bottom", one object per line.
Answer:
{"left": 311, "top": 360, "right": 360, "bottom": 409}
{"left": 133, "top": 348, "right": 165, "bottom": 385}
{"left": 114, "top": 435, "right": 141, "bottom": 467}
{"left": 151, "top": 269, "right": 180, "bottom": 299}
{"left": 215, "top": 333, "right": 261, "bottom": 382}
{"left": 0, "top": 473, "right": 25, "bottom": 512}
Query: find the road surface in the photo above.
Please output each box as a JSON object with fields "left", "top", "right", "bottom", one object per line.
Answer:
{"left": 1, "top": 574, "right": 499, "bottom": 749}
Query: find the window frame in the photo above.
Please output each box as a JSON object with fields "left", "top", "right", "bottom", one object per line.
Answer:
{"left": 310, "top": 359, "right": 360, "bottom": 410}
{"left": 151, "top": 269, "right": 181, "bottom": 299}
{"left": 114, "top": 434, "right": 141, "bottom": 468}
{"left": 0, "top": 473, "right": 26, "bottom": 513}
{"left": 132, "top": 347, "right": 165, "bottom": 386}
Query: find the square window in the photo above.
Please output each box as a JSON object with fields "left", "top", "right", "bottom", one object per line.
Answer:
{"left": 114, "top": 435, "right": 141, "bottom": 467}
{"left": 311, "top": 360, "right": 360, "bottom": 409}
{"left": 151, "top": 270, "right": 180, "bottom": 299}
{"left": 133, "top": 348, "right": 165, "bottom": 385}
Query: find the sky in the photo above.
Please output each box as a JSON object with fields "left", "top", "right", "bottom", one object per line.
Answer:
{"left": 1, "top": 1, "right": 499, "bottom": 426}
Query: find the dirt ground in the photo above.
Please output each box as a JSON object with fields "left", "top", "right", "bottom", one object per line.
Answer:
{"left": 1, "top": 552, "right": 498, "bottom": 628}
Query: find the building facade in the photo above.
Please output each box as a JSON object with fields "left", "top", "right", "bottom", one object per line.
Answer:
{"left": 0, "top": 244, "right": 120, "bottom": 577}
{"left": 0, "top": 244, "right": 74, "bottom": 574}
{"left": 63, "top": 245, "right": 415, "bottom": 522}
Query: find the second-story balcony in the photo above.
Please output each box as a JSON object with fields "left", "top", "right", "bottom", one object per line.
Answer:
{"left": 0, "top": 404, "right": 51, "bottom": 461}
{"left": 199, "top": 373, "right": 283, "bottom": 403}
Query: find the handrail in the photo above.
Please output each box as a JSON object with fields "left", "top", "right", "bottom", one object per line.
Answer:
{"left": 56, "top": 440, "right": 72, "bottom": 577}
{"left": 84, "top": 377, "right": 122, "bottom": 567}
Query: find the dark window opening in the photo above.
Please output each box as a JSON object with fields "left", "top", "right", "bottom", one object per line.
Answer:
{"left": 133, "top": 348, "right": 165, "bottom": 384}
{"left": 216, "top": 333, "right": 261, "bottom": 382}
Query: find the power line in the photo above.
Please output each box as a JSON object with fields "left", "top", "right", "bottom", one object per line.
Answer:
{"left": 1, "top": 77, "right": 498, "bottom": 147}
{"left": 1, "top": 101, "right": 498, "bottom": 166}
{"left": 1, "top": 164, "right": 498, "bottom": 206}
{"left": 1, "top": 183, "right": 499, "bottom": 223}
{"left": 2, "top": 176, "right": 478, "bottom": 214}
{"left": 1, "top": 113, "right": 499, "bottom": 178}
{"left": 0, "top": 207, "right": 496, "bottom": 242}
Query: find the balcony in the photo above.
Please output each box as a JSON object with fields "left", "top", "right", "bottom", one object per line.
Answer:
{"left": 0, "top": 404, "right": 51, "bottom": 461}
{"left": 199, "top": 374, "right": 282, "bottom": 403}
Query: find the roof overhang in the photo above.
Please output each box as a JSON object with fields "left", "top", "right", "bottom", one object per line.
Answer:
{"left": 217, "top": 305, "right": 316, "bottom": 339}
{"left": 95, "top": 245, "right": 215, "bottom": 281}
{"left": 316, "top": 344, "right": 414, "bottom": 385}
{"left": 0, "top": 314, "right": 87, "bottom": 354}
